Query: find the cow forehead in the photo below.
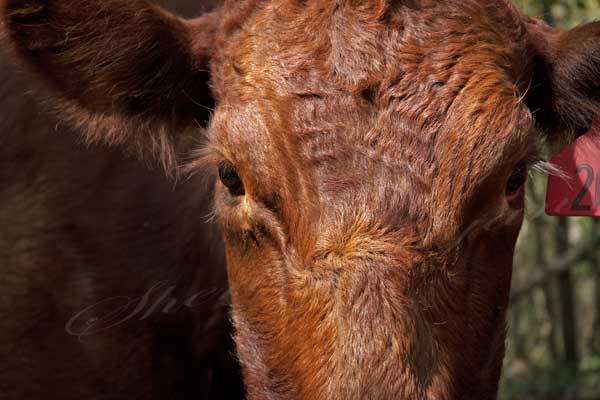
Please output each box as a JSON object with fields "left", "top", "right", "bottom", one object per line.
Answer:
{"left": 206, "top": 0, "right": 537, "bottom": 247}
{"left": 215, "top": 0, "right": 528, "bottom": 98}
{"left": 212, "top": 0, "right": 533, "bottom": 166}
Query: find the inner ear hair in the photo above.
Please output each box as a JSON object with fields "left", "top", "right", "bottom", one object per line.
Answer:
{"left": 2, "top": 0, "right": 218, "bottom": 173}
{"left": 525, "top": 17, "right": 600, "bottom": 138}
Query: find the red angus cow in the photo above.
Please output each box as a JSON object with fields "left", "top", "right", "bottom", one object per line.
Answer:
{"left": 2, "top": 1, "right": 600, "bottom": 399}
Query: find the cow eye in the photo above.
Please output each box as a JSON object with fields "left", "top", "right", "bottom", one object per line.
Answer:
{"left": 218, "top": 162, "right": 245, "bottom": 196}
{"left": 506, "top": 163, "right": 527, "bottom": 198}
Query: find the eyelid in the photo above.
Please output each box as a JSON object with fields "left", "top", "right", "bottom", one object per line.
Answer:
{"left": 182, "top": 144, "right": 226, "bottom": 176}
{"left": 505, "top": 133, "right": 541, "bottom": 172}
{"left": 505, "top": 123, "right": 541, "bottom": 167}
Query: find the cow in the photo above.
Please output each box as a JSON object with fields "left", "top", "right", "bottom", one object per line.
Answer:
{"left": 1, "top": 0, "right": 599, "bottom": 399}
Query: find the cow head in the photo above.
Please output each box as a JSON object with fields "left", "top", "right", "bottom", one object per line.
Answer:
{"left": 3, "top": 0, "right": 600, "bottom": 398}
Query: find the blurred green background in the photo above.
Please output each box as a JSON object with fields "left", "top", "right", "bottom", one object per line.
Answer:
{"left": 503, "top": 2, "right": 600, "bottom": 399}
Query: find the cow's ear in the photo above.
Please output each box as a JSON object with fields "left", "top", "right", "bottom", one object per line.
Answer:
{"left": 1, "top": 0, "right": 219, "bottom": 170}
{"left": 525, "top": 17, "right": 600, "bottom": 141}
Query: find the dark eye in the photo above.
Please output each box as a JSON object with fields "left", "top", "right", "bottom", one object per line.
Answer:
{"left": 506, "top": 163, "right": 527, "bottom": 198}
{"left": 218, "top": 162, "right": 245, "bottom": 196}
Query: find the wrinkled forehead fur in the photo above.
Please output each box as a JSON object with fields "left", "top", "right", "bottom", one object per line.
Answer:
{"left": 205, "top": 0, "right": 537, "bottom": 247}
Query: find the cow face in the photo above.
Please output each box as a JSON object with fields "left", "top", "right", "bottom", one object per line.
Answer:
{"left": 3, "top": 0, "right": 600, "bottom": 398}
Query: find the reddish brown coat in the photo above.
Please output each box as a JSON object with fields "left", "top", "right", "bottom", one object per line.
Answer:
{"left": 2, "top": 0, "right": 600, "bottom": 399}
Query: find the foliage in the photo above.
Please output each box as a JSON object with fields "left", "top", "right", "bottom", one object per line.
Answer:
{"left": 516, "top": 0, "right": 600, "bottom": 26}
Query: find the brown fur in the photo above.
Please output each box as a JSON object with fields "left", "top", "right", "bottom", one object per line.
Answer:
{"left": 2, "top": 0, "right": 600, "bottom": 399}
{"left": 0, "top": 1, "right": 244, "bottom": 399}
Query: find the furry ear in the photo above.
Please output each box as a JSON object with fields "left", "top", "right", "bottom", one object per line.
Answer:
{"left": 1, "top": 0, "right": 219, "bottom": 170}
{"left": 525, "top": 17, "right": 600, "bottom": 137}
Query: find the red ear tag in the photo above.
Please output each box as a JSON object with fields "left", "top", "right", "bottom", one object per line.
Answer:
{"left": 546, "top": 123, "right": 600, "bottom": 217}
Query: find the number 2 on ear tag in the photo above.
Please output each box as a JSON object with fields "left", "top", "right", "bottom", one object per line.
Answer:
{"left": 546, "top": 123, "right": 600, "bottom": 217}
